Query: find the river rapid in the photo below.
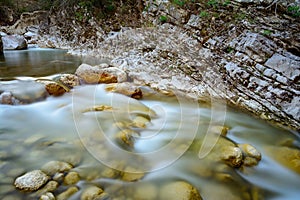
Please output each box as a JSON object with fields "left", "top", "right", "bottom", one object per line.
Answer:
{"left": 0, "top": 49, "right": 299, "bottom": 200}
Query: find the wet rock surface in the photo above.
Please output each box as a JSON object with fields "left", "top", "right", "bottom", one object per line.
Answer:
{"left": 159, "top": 181, "right": 203, "bottom": 200}
{"left": 105, "top": 82, "right": 143, "bottom": 99}
{"left": 0, "top": 1, "right": 299, "bottom": 129}
{"left": 14, "top": 170, "right": 49, "bottom": 191}
{"left": 75, "top": 63, "right": 127, "bottom": 84}
{"left": 2, "top": 34, "right": 27, "bottom": 50}
{"left": 0, "top": 80, "right": 48, "bottom": 104}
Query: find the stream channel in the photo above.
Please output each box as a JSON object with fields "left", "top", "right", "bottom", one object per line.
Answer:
{"left": 0, "top": 48, "right": 299, "bottom": 200}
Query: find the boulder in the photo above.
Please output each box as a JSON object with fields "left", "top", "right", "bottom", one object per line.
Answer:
{"left": 58, "top": 74, "right": 80, "bottom": 88}
{"left": 2, "top": 34, "right": 28, "bottom": 50}
{"left": 14, "top": 170, "right": 50, "bottom": 191}
{"left": 37, "top": 80, "right": 68, "bottom": 96}
{"left": 75, "top": 63, "right": 127, "bottom": 84}
{"left": 105, "top": 82, "right": 143, "bottom": 99}
{"left": 0, "top": 80, "right": 48, "bottom": 104}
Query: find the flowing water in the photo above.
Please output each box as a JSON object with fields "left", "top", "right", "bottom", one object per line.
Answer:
{"left": 0, "top": 49, "right": 299, "bottom": 200}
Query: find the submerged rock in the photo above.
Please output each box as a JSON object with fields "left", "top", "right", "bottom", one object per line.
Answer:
{"left": 0, "top": 80, "right": 48, "bottom": 104}
{"left": 238, "top": 144, "right": 261, "bottom": 166}
{"left": 265, "top": 146, "right": 300, "bottom": 174}
{"left": 37, "top": 79, "right": 71, "bottom": 96}
{"left": 81, "top": 186, "right": 104, "bottom": 200}
{"left": 220, "top": 146, "right": 243, "bottom": 168}
{"left": 75, "top": 63, "right": 127, "bottom": 84}
{"left": 41, "top": 161, "right": 73, "bottom": 176}
{"left": 159, "top": 181, "right": 202, "bottom": 200}
{"left": 56, "top": 186, "right": 79, "bottom": 200}
{"left": 14, "top": 170, "right": 49, "bottom": 191}
{"left": 40, "top": 192, "right": 55, "bottom": 200}
{"left": 133, "top": 183, "right": 158, "bottom": 200}
{"left": 34, "top": 180, "right": 59, "bottom": 197}
{"left": 2, "top": 34, "right": 27, "bottom": 50}
{"left": 64, "top": 171, "right": 80, "bottom": 185}
{"left": 105, "top": 82, "right": 143, "bottom": 99}
{"left": 121, "top": 167, "right": 145, "bottom": 182}
{"left": 0, "top": 91, "right": 20, "bottom": 105}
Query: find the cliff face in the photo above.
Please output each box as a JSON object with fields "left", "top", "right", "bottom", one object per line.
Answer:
{"left": 1, "top": 0, "right": 300, "bottom": 130}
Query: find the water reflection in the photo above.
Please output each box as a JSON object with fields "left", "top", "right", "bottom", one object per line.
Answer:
{"left": 0, "top": 48, "right": 82, "bottom": 77}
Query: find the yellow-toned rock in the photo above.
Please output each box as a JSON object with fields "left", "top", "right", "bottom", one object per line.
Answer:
{"left": 265, "top": 146, "right": 300, "bottom": 174}
{"left": 81, "top": 186, "right": 104, "bottom": 200}
{"left": 159, "top": 181, "right": 202, "bottom": 200}
{"left": 64, "top": 171, "right": 80, "bottom": 185}
{"left": 56, "top": 186, "right": 79, "bottom": 200}
{"left": 105, "top": 82, "right": 143, "bottom": 99}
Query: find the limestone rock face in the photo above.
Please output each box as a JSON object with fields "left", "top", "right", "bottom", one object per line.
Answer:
{"left": 6, "top": 11, "right": 48, "bottom": 35}
{"left": 2, "top": 34, "right": 27, "bottom": 50}
{"left": 14, "top": 170, "right": 49, "bottom": 191}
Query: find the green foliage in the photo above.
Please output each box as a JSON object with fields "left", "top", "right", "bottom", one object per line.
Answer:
{"left": 262, "top": 29, "right": 272, "bottom": 36}
{"left": 234, "top": 12, "right": 246, "bottom": 21}
{"left": 172, "top": 0, "right": 186, "bottom": 7}
{"left": 199, "top": 11, "right": 209, "bottom": 18}
{"left": 287, "top": 5, "right": 300, "bottom": 17}
{"left": 159, "top": 15, "right": 168, "bottom": 23}
{"left": 223, "top": 0, "right": 231, "bottom": 6}
{"left": 225, "top": 46, "right": 234, "bottom": 53}
{"left": 207, "top": 0, "right": 219, "bottom": 8}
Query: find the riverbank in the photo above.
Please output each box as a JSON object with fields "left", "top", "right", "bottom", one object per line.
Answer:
{"left": 0, "top": 0, "right": 300, "bottom": 130}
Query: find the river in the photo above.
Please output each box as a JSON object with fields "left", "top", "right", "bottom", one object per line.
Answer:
{"left": 0, "top": 48, "right": 299, "bottom": 200}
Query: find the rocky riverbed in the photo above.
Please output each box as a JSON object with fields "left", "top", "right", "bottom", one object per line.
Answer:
{"left": 1, "top": 0, "right": 299, "bottom": 129}
{"left": 0, "top": 1, "right": 300, "bottom": 199}
{"left": 0, "top": 58, "right": 300, "bottom": 199}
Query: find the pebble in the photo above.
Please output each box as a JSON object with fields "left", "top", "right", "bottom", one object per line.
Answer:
{"left": 41, "top": 161, "right": 73, "bottom": 176}
{"left": 64, "top": 171, "right": 80, "bottom": 185}
{"left": 14, "top": 170, "right": 50, "bottom": 191}
{"left": 56, "top": 186, "right": 79, "bottom": 200}
{"left": 34, "top": 180, "right": 59, "bottom": 196}
{"left": 40, "top": 192, "right": 55, "bottom": 200}
{"left": 159, "top": 181, "right": 202, "bottom": 200}
{"left": 220, "top": 146, "right": 243, "bottom": 168}
{"left": 81, "top": 186, "right": 104, "bottom": 200}
{"left": 238, "top": 144, "right": 261, "bottom": 160}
